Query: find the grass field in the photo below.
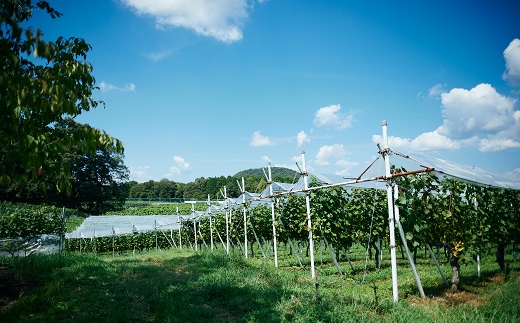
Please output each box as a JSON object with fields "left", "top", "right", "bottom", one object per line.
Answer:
{"left": 1, "top": 242, "right": 519, "bottom": 322}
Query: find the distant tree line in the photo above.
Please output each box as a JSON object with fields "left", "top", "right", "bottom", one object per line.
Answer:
{"left": 126, "top": 167, "right": 299, "bottom": 201}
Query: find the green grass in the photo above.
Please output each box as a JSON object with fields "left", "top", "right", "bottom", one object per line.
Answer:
{"left": 1, "top": 246, "right": 519, "bottom": 322}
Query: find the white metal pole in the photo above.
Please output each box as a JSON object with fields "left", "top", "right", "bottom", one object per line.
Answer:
{"left": 177, "top": 207, "right": 182, "bottom": 250}
{"left": 477, "top": 254, "right": 481, "bottom": 278}
{"left": 382, "top": 120, "right": 399, "bottom": 302}
{"left": 224, "top": 186, "right": 230, "bottom": 254}
{"left": 242, "top": 177, "right": 248, "bottom": 259}
{"left": 192, "top": 203, "right": 197, "bottom": 252}
{"left": 301, "top": 151, "right": 316, "bottom": 279}
{"left": 268, "top": 163, "right": 279, "bottom": 268}
{"left": 208, "top": 195, "right": 214, "bottom": 250}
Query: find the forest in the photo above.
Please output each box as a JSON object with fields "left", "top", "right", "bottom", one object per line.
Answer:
{"left": 125, "top": 167, "right": 299, "bottom": 201}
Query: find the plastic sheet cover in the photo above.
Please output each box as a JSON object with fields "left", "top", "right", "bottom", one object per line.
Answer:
{"left": 66, "top": 215, "right": 184, "bottom": 239}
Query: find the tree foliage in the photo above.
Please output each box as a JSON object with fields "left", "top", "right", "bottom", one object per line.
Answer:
{"left": 0, "top": 0, "right": 123, "bottom": 191}
{"left": 126, "top": 167, "right": 298, "bottom": 201}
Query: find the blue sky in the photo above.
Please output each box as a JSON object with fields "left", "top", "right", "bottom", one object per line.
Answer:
{"left": 33, "top": 0, "right": 520, "bottom": 183}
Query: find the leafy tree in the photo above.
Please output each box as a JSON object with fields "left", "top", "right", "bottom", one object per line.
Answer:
{"left": 65, "top": 137, "right": 129, "bottom": 214}
{"left": 155, "top": 179, "right": 178, "bottom": 198}
{"left": 0, "top": 119, "right": 129, "bottom": 214}
{"left": 0, "top": 0, "right": 123, "bottom": 192}
{"left": 182, "top": 177, "right": 207, "bottom": 200}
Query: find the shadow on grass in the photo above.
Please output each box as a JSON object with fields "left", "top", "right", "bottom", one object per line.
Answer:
{"left": 1, "top": 251, "right": 287, "bottom": 322}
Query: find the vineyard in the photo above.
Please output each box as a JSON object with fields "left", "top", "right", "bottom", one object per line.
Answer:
{"left": 2, "top": 142, "right": 520, "bottom": 303}
{"left": 58, "top": 169, "right": 520, "bottom": 298}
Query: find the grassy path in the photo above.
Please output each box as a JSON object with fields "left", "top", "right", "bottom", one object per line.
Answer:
{"left": 1, "top": 248, "right": 519, "bottom": 322}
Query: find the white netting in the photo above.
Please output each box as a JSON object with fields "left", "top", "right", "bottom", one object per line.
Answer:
{"left": 66, "top": 215, "right": 185, "bottom": 238}
{"left": 66, "top": 148, "right": 519, "bottom": 239}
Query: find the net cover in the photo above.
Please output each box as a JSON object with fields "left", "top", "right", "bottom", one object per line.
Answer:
{"left": 66, "top": 215, "right": 185, "bottom": 238}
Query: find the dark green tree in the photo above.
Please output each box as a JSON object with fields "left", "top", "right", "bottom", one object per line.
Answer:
{"left": 0, "top": 0, "right": 123, "bottom": 192}
{"left": 64, "top": 133, "right": 129, "bottom": 214}
{"left": 0, "top": 119, "right": 129, "bottom": 213}
{"left": 155, "top": 179, "right": 177, "bottom": 198}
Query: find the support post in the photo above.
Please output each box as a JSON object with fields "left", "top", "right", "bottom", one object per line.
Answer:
{"left": 177, "top": 208, "right": 182, "bottom": 250}
{"left": 321, "top": 231, "right": 342, "bottom": 275}
{"left": 155, "top": 220, "right": 158, "bottom": 252}
{"left": 208, "top": 195, "right": 214, "bottom": 250}
{"left": 382, "top": 120, "right": 399, "bottom": 302}
{"left": 427, "top": 244, "right": 449, "bottom": 286}
{"left": 268, "top": 163, "right": 279, "bottom": 267}
{"left": 477, "top": 254, "right": 481, "bottom": 278}
{"left": 241, "top": 177, "right": 248, "bottom": 258}
{"left": 302, "top": 151, "right": 316, "bottom": 279}
{"left": 224, "top": 186, "right": 230, "bottom": 254}
{"left": 191, "top": 203, "right": 197, "bottom": 251}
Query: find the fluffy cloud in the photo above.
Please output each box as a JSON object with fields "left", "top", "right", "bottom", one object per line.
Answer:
{"left": 479, "top": 137, "right": 520, "bottom": 152}
{"left": 129, "top": 166, "right": 152, "bottom": 182}
{"left": 334, "top": 159, "right": 359, "bottom": 176}
{"left": 168, "top": 155, "right": 191, "bottom": 175}
{"left": 374, "top": 83, "right": 520, "bottom": 152}
{"left": 99, "top": 81, "right": 136, "bottom": 92}
{"left": 296, "top": 130, "right": 310, "bottom": 147}
{"left": 250, "top": 131, "right": 273, "bottom": 147}
{"left": 437, "top": 83, "right": 520, "bottom": 151}
{"left": 261, "top": 155, "right": 271, "bottom": 163}
{"left": 313, "top": 104, "right": 354, "bottom": 130}
{"left": 315, "top": 144, "right": 346, "bottom": 165}
{"left": 438, "top": 84, "right": 517, "bottom": 139}
{"left": 372, "top": 130, "right": 461, "bottom": 152}
{"left": 314, "top": 144, "right": 358, "bottom": 175}
{"left": 120, "top": 0, "right": 259, "bottom": 43}
{"left": 503, "top": 38, "right": 520, "bottom": 87}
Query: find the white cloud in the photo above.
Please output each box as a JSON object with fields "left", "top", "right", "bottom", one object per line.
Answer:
{"left": 291, "top": 155, "right": 301, "bottom": 163}
{"left": 503, "top": 38, "right": 520, "bottom": 87}
{"left": 120, "top": 0, "right": 260, "bottom": 43}
{"left": 372, "top": 130, "right": 461, "bottom": 152}
{"left": 437, "top": 83, "right": 520, "bottom": 151}
{"left": 313, "top": 104, "right": 354, "bottom": 130}
{"left": 315, "top": 144, "right": 346, "bottom": 165}
{"left": 261, "top": 155, "right": 271, "bottom": 163}
{"left": 296, "top": 130, "right": 310, "bottom": 147}
{"left": 250, "top": 131, "right": 273, "bottom": 147}
{"left": 479, "top": 138, "right": 520, "bottom": 152}
{"left": 167, "top": 155, "right": 191, "bottom": 175}
{"left": 147, "top": 49, "right": 175, "bottom": 62}
{"left": 428, "top": 83, "right": 446, "bottom": 97}
{"left": 99, "top": 81, "right": 136, "bottom": 93}
{"left": 313, "top": 144, "right": 358, "bottom": 175}
{"left": 373, "top": 83, "right": 520, "bottom": 153}
{"left": 129, "top": 165, "right": 152, "bottom": 182}
{"left": 504, "top": 168, "right": 520, "bottom": 180}
{"left": 335, "top": 159, "right": 359, "bottom": 176}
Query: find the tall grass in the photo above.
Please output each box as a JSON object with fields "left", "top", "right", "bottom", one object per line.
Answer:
{"left": 1, "top": 246, "right": 518, "bottom": 322}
